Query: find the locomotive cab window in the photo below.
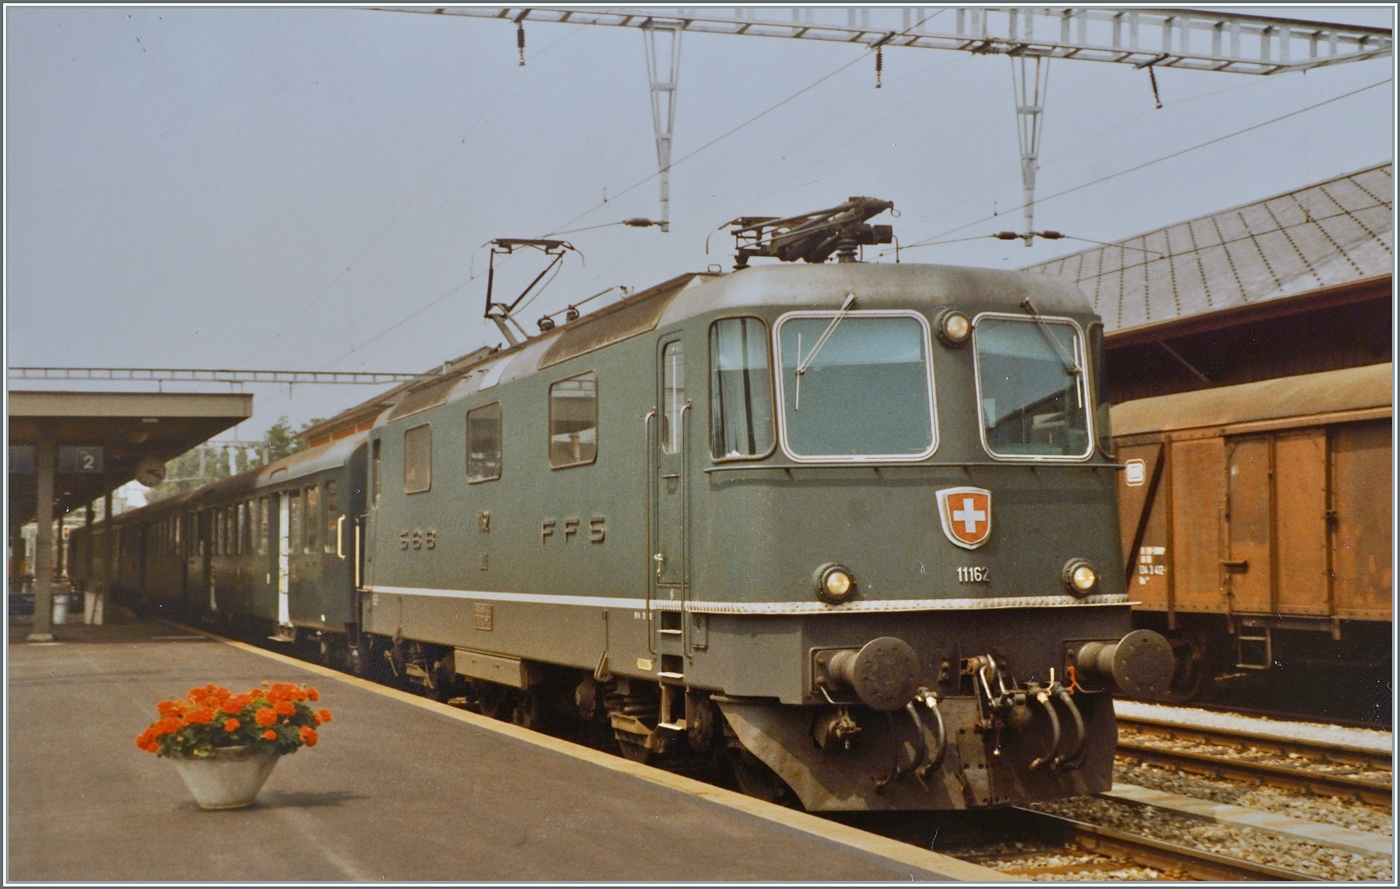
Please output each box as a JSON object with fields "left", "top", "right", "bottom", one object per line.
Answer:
{"left": 710, "top": 318, "right": 775, "bottom": 460}
{"left": 774, "top": 311, "right": 936, "bottom": 461}
{"left": 466, "top": 402, "right": 502, "bottom": 482}
{"left": 973, "top": 315, "right": 1091, "bottom": 459}
{"left": 404, "top": 424, "right": 432, "bottom": 493}
{"left": 549, "top": 372, "right": 598, "bottom": 468}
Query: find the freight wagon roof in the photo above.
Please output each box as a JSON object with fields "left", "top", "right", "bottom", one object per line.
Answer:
{"left": 1022, "top": 162, "right": 1393, "bottom": 333}
{"left": 1110, "top": 361, "right": 1393, "bottom": 436}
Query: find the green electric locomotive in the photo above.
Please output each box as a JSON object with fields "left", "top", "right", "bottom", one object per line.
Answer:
{"left": 356, "top": 199, "right": 1174, "bottom": 810}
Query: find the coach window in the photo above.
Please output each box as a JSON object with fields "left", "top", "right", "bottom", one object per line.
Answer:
{"left": 372, "top": 439, "right": 382, "bottom": 507}
{"left": 549, "top": 372, "right": 598, "bottom": 468}
{"left": 973, "top": 315, "right": 1091, "bottom": 460}
{"left": 709, "top": 318, "right": 775, "bottom": 460}
{"left": 467, "top": 402, "right": 503, "bottom": 483}
{"left": 258, "top": 497, "right": 269, "bottom": 556}
{"left": 305, "top": 485, "right": 320, "bottom": 553}
{"left": 324, "top": 481, "right": 339, "bottom": 553}
{"left": 404, "top": 424, "right": 432, "bottom": 493}
{"left": 289, "top": 490, "right": 303, "bottom": 554}
{"left": 227, "top": 506, "right": 237, "bottom": 554}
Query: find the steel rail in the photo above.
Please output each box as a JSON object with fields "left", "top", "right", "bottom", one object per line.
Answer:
{"left": 1115, "top": 739, "right": 1393, "bottom": 809}
{"left": 1117, "top": 713, "right": 1392, "bottom": 771}
{"left": 1004, "top": 807, "right": 1327, "bottom": 881}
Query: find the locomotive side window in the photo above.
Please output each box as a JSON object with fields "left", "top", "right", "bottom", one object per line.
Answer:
{"left": 467, "top": 402, "right": 503, "bottom": 483}
{"left": 661, "top": 342, "right": 685, "bottom": 455}
{"left": 973, "top": 315, "right": 1092, "bottom": 459}
{"left": 305, "top": 485, "right": 320, "bottom": 553}
{"left": 774, "top": 312, "right": 936, "bottom": 461}
{"left": 258, "top": 497, "right": 268, "bottom": 556}
{"left": 324, "top": 481, "right": 338, "bottom": 554}
{"left": 710, "top": 318, "right": 775, "bottom": 459}
{"left": 549, "top": 372, "right": 598, "bottom": 468}
{"left": 404, "top": 424, "right": 432, "bottom": 493}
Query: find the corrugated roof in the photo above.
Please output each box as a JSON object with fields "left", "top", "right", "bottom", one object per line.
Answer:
{"left": 1023, "top": 162, "right": 1393, "bottom": 332}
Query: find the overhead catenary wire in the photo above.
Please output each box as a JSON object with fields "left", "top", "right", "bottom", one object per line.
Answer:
{"left": 540, "top": 9, "right": 948, "bottom": 240}
{"left": 239, "top": 24, "right": 590, "bottom": 369}
{"left": 895, "top": 77, "right": 1392, "bottom": 253}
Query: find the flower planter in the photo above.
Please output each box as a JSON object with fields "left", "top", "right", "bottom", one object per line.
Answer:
{"left": 171, "top": 746, "right": 280, "bottom": 810}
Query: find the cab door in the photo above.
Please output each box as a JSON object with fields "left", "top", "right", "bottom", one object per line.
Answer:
{"left": 650, "top": 337, "right": 689, "bottom": 673}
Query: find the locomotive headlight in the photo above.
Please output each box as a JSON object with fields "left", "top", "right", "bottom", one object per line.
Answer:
{"left": 935, "top": 308, "right": 972, "bottom": 346}
{"left": 815, "top": 563, "right": 857, "bottom": 604}
{"left": 1063, "top": 559, "right": 1099, "bottom": 596}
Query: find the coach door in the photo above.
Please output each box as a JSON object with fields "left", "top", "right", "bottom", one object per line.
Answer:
{"left": 649, "top": 337, "right": 690, "bottom": 676}
{"left": 276, "top": 492, "right": 293, "bottom": 636}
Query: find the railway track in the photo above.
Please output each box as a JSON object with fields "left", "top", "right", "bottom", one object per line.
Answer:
{"left": 1116, "top": 715, "right": 1392, "bottom": 809}
{"left": 846, "top": 807, "right": 1327, "bottom": 881}
{"left": 991, "top": 808, "right": 1326, "bottom": 881}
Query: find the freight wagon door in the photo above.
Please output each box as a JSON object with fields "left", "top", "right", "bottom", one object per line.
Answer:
{"left": 1224, "top": 436, "right": 1272, "bottom": 615}
{"left": 651, "top": 337, "right": 689, "bottom": 663}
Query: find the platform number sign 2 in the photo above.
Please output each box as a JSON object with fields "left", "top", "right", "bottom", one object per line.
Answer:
{"left": 58, "top": 446, "right": 104, "bottom": 474}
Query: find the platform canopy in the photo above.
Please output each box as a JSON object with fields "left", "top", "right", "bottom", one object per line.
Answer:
{"left": 7, "top": 390, "right": 253, "bottom": 529}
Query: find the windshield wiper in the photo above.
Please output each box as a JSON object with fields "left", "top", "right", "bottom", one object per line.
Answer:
{"left": 794, "top": 293, "right": 857, "bottom": 411}
{"left": 1020, "top": 297, "right": 1083, "bottom": 408}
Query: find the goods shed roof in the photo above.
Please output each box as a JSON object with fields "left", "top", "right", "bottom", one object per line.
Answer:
{"left": 1023, "top": 162, "right": 1393, "bottom": 332}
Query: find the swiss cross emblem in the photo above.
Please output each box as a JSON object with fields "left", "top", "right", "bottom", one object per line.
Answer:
{"left": 936, "top": 487, "right": 992, "bottom": 550}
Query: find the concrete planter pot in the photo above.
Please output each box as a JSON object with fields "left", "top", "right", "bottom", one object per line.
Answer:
{"left": 171, "top": 746, "right": 280, "bottom": 810}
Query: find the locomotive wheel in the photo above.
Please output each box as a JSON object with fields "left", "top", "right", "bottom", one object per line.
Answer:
{"left": 616, "top": 736, "right": 652, "bottom": 764}
{"left": 510, "top": 687, "right": 545, "bottom": 730}
{"left": 725, "top": 743, "right": 792, "bottom": 805}
{"left": 474, "top": 681, "right": 513, "bottom": 720}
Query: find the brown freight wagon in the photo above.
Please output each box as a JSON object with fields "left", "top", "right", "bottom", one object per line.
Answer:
{"left": 1111, "top": 362, "right": 1392, "bottom": 701}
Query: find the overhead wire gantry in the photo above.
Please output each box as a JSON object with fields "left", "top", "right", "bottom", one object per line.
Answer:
{"left": 379, "top": 7, "right": 1391, "bottom": 244}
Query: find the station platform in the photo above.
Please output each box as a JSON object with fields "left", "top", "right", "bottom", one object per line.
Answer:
{"left": 6, "top": 610, "right": 1003, "bottom": 882}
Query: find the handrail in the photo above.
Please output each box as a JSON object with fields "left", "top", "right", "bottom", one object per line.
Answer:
{"left": 353, "top": 521, "right": 362, "bottom": 590}
{"left": 336, "top": 515, "right": 347, "bottom": 560}
{"left": 643, "top": 409, "right": 657, "bottom": 657}
{"left": 679, "top": 400, "right": 692, "bottom": 658}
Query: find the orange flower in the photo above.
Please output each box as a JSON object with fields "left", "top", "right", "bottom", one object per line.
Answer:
{"left": 274, "top": 700, "right": 296, "bottom": 717}
{"left": 224, "top": 718, "right": 240, "bottom": 732}
{"left": 307, "top": 688, "right": 319, "bottom": 703}
{"left": 254, "top": 708, "right": 278, "bottom": 727}
{"left": 185, "top": 707, "right": 215, "bottom": 725}
{"left": 153, "top": 716, "right": 183, "bottom": 737}
{"left": 299, "top": 727, "right": 318, "bottom": 747}
{"left": 156, "top": 700, "right": 182, "bottom": 717}
{"left": 315, "top": 709, "right": 332, "bottom": 724}
{"left": 263, "top": 729, "right": 277, "bottom": 741}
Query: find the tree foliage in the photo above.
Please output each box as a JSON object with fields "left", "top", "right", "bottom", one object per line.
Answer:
{"left": 143, "top": 416, "right": 324, "bottom": 502}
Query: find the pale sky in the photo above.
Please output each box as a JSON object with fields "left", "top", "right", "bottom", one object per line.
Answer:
{"left": 6, "top": 5, "right": 1395, "bottom": 444}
